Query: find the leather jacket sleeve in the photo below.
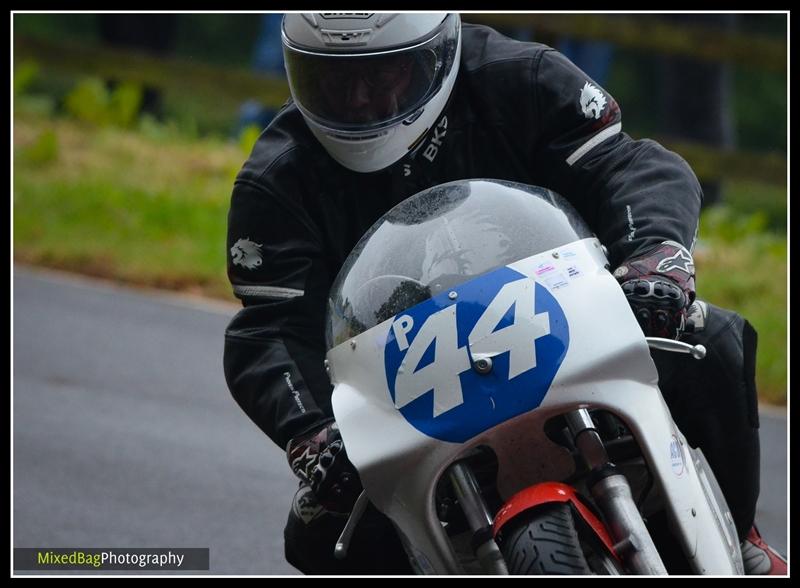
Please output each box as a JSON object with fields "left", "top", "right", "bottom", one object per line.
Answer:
{"left": 529, "top": 49, "right": 703, "bottom": 267}
{"left": 223, "top": 179, "right": 334, "bottom": 449}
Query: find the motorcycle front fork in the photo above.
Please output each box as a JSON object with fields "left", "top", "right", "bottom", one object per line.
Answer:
{"left": 565, "top": 408, "right": 667, "bottom": 574}
{"left": 440, "top": 408, "right": 668, "bottom": 575}
{"left": 334, "top": 463, "right": 510, "bottom": 573}
{"left": 335, "top": 407, "right": 670, "bottom": 575}
{"left": 447, "top": 462, "right": 509, "bottom": 574}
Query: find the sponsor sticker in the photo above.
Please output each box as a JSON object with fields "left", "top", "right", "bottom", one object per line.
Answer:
{"left": 670, "top": 435, "right": 685, "bottom": 477}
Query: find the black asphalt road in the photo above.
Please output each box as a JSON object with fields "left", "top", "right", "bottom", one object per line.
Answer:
{"left": 12, "top": 268, "right": 787, "bottom": 575}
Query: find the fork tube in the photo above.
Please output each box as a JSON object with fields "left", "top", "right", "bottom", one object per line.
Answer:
{"left": 448, "top": 462, "right": 508, "bottom": 575}
{"left": 566, "top": 409, "right": 667, "bottom": 575}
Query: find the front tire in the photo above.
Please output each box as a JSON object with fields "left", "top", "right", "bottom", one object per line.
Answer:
{"left": 497, "top": 503, "right": 617, "bottom": 575}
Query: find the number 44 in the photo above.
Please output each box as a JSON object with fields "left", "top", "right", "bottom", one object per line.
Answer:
{"left": 391, "top": 279, "right": 551, "bottom": 417}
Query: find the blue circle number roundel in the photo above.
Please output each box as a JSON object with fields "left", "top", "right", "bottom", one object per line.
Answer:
{"left": 384, "top": 265, "right": 569, "bottom": 443}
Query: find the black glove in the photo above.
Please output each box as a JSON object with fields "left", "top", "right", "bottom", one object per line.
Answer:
{"left": 612, "top": 240, "right": 696, "bottom": 340}
{"left": 286, "top": 420, "right": 363, "bottom": 514}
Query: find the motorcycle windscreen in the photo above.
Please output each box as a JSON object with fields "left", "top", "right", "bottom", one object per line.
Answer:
{"left": 326, "top": 179, "right": 595, "bottom": 350}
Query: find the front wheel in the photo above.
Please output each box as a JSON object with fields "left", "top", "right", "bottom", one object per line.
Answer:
{"left": 496, "top": 503, "right": 622, "bottom": 575}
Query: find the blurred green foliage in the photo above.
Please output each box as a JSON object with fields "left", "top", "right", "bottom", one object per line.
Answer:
{"left": 14, "top": 13, "right": 264, "bottom": 67}
{"left": 64, "top": 78, "right": 143, "bottom": 128}
{"left": 14, "top": 13, "right": 786, "bottom": 152}
{"left": 13, "top": 13, "right": 100, "bottom": 42}
{"left": 721, "top": 180, "right": 786, "bottom": 233}
{"left": 238, "top": 124, "right": 262, "bottom": 156}
{"left": 63, "top": 78, "right": 109, "bottom": 125}
{"left": 608, "top": 51, "right": 787, "bottom": 153}
{"left": 696, "top": 205, "right": 787, "bottom": 405}
{"left": 138, "top": 113, "right": 193, "bottom": 143}
{"left": 108, "top": 82, "right": 144, "bottom": 128}
{"left": 14, "top": 60, "right": 40, "bottom": 95}
{"left": 701, "top": 206, "right": 769, "bottom": 242}
{"left": 19, "top": 129, "right": 59, "bottom": 164}
{"left": 14, "top": 113, "right": 237, "bottom": 297}
{"left": 172, "top": 14, "right": 264, "bottom": 67}
{"left": 15, "top": 94, "right": 57, "bottom": 118}
{"left": 733, "top": 68, "right": 787, "bottom": 151}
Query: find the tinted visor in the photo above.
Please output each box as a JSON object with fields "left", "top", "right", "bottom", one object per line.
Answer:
{"left": 283, "top": 14, "right": 459, "bottom": 132}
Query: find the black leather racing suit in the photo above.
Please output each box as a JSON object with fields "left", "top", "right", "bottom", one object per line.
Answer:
{"left": 223, "top": 24, "right": 760, "bottom": 572}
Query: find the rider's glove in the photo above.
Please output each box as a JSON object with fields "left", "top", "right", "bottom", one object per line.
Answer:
{"left": 286, "top": 420, "right": 363, "bottom": 514}
{"left": 612, "top": 240, "right": 696, "bottom": 340}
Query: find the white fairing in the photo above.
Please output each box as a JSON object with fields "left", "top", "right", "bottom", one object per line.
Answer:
{"left": 328, "top": 238, "right": 741, "bottom": 574}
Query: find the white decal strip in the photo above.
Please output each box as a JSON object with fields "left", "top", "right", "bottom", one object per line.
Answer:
{"left": 566, "top": 122, "right": 623, "bottom": 166}
{"left": 233, "top": 285, "right": 304, "bottom": 299}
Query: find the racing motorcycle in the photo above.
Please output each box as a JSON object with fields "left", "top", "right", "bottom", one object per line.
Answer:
{"left": 324, "top": 179, "right": 744, "bottom": 575}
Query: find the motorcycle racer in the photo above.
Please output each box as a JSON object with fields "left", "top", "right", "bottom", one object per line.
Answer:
{"left": 223, "top": 13, "right": 784, "bottom": 575}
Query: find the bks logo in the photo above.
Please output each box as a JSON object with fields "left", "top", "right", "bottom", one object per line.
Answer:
{"left": 422, "top": 116, "right": 448, "bottom": 163}
{"left": 384, "top": 265, "right": 569, "bottom": 443}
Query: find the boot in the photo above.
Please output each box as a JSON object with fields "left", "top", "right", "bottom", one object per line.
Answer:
{"left": 740, "top": 525, "right": 787, "bottom": 575}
